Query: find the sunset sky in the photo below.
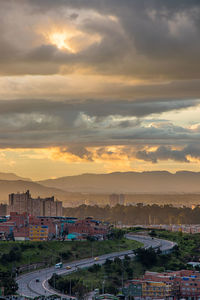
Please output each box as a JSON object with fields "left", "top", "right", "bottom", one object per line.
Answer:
{"left": 1, "top": 0, "right": 200, "bottom": 180}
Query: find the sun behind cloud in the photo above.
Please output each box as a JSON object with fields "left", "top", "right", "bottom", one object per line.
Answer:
{"left": 49, "top": 31, "right": 75, "bottom": 52}
{"left": 41, "top": 24, "right": 102, "bottom": 54}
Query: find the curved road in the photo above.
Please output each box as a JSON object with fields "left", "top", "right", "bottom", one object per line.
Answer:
{"left": 17, "top": 235, "right": 176, "bottom": 298}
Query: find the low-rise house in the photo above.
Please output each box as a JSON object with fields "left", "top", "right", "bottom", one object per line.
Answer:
{"left": 124, "top": 270, "right": 200, "bottom": 299}
{"left": 66, "top": 217, "right": 110, "bottom": 239}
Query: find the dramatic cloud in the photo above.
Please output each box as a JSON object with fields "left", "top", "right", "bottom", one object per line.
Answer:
{"left": 0, "top": 98, "right": 198, "bottom": 117}
{"left": 1, "top": 0, "right": 200, "bottom": 178}
{"left": 136, "top": 144, "right": 200, "bottom": 164}
{"left": 0, "top": 0, "right": 200, "bottom": 80}
{"left": 0, "top": 99, "right": 199, "bottom": 149}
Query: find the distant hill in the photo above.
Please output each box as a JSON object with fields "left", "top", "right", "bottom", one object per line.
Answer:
{"left": 2, "top": 171, "right": 200, "bottom": 206}
{"left": 0, "top": 180, "right": 75, "bottom": 203}
{"left": 39, "top": 171, "right": 200, "bottom": 193}
{"left": 0, "top": 172, "right": 31, "bottom": 181}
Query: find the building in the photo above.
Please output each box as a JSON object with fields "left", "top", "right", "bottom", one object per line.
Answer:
{"left": 29, "top": 225, "right": 48, "bottom": 241}
{"left": 141, "top": 224, "right": 200, "bottom": 234}
{"left": 124, "top": 279, "right": 176, "bottom": 299}
{"left": 119, "top": 194, "right": 125, "bottom": 205}
{"left": 0, "top": 212, "right": 29, "bottom": 241}
{"left": 0, "top": 212, "right": 61, "bottom": 240}
{"left": 0, "top": 203, "right": 7, "bottom": 216}
{"left": 123, "top": 280, "right": 142, "bottom": 298}
{"left": 8, "top": 190, "right": 63, "bottom": 217}
{"left": 29, "top": 215, "right": 60, "bottom": 238}
{"left": 66, "top": 217, "right": 110, "bottom": 238}
{"left": 0, "top": 209, "right": 109, "bottom": 241}
{"left": 124, "top": 270, "right": 200, "bottom": 299}
{"left": 142, "top": 280, "right": 175, "bottom": 298}
{"left": 109, "top": 194, "right": 125, "bottom": 207}
{"left": 66, "top": 232, "right": 83, "bottom": 241}
{"left": 8, "top": 190, "right": 30, "bottom": 215}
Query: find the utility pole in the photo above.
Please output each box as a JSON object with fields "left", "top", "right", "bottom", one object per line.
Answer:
{"left": 29, "top": 255, "right": 30, "bottom": 272}
{"left": 91, "top": 242, "right": 94, "bottom": 258}
{"left": 70, "top": 277, "right": 72, "bottom": 296}
{"left": 102, "top": 275, "right": 106, "bottom": 295}
{"left": 121, "top": 259, "right": 124, "bottom": 290}
{"left": 102, "top": 279, "right": 105, "bottom": 294}
{"left": 53, "top": 274, "right": 56, "bottom": 290}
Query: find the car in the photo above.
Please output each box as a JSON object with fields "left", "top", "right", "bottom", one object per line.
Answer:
{"left": 94, "top": 257, "right": 99, "bottom": 261}
{"left": 36, "top": 279, "right": 40, "bottom": 282}
{"left": 66, "top": 266, "right": 72, "bottom": 270}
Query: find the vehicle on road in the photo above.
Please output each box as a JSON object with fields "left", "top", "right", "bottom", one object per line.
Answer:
{"left": 36, "top": 278, "right": 40, "bottom": 282}
{"left": 66, "top": 266, "right": 72, "bottom": 270}
{"left": 94, "top": 288, "right": 99, "bottom": 294}
{"left": 94, "top": 257, "right": 99, "bottom": 261}
{"left": 55, "top": 262, "right": 63, "bottom": 269}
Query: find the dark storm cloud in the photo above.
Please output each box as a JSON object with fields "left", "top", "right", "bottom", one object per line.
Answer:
{"left": 136, "top": 144, "right": 200, "bottom": 163}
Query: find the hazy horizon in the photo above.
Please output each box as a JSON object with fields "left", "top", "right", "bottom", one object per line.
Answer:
{"left": 2, "top": 169, "right": 200, "bottom": 182}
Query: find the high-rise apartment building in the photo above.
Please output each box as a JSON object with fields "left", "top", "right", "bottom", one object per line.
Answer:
{"left": 8, "top": 190, "right": 63, "bottom": 217}
{"left": 109, "top": 193, "right": 125, "bottom": 207}
{"left": 119, "top": 194, "right": 125, "bottom": 205}
{"left": 9, "top": 190, "right": 30, "bottom": 214}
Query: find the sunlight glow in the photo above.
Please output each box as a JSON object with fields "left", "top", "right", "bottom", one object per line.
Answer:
{"left": 49, "top": 31, "right": 74, "bottom": 52}
{"left": 41, "top": 24, "right": 102, "bottom": 54}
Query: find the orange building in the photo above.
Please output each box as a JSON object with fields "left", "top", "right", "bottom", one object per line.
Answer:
{"left": 29, "top": 225, "right": 48, "bottom": 241}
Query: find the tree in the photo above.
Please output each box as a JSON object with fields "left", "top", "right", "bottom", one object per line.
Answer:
{"left": 88, "top": 264, "right": 101, "bottom": 274}
{"left": 0, "top": 272, "right": 18, "bottom": 295}
{"left": 149, "top": 230, "right": 157, "bottom": 237}
{"left": 134, "top": 247, "right": 158, "bottom": 268}
{"left": 126, "top": 267, "right": 133, "bottom": 279}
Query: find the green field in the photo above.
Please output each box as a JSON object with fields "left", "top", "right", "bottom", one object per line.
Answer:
{"left": 0, "top": 238, "right": 142, "bottom": 273}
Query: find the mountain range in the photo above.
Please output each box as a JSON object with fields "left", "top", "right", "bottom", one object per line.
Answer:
{"left": 39, "top": 171, "right": 200, "bottom": 194}
{"left": 0, "top": 172, "right": 31, "bottom": 182}
{"left": 0, "top": 179, "right": 75, "bottom": 203}
{"left": 1, "top": 171, "right": 200, "bottom": 204}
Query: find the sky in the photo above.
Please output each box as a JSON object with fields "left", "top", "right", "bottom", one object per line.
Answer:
{"left": 1, "top": 0, "right": 200, "bottom": 180}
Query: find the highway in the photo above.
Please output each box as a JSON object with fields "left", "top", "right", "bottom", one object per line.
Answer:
{"left": 16, "top": 235, "right": 176, "bottom": 298}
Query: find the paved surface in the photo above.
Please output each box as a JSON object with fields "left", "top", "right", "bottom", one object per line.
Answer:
{"left": 16, "top": 235, "right": 176, "bottom": 298}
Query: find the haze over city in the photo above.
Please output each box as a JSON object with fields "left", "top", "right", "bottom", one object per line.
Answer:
{"left": 0, "top": 0, "right": 200, "bottom": 180}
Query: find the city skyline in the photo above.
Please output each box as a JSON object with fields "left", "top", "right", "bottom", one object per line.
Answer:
{"left": 1, "top": 0, "right": 200, "bottom": 180}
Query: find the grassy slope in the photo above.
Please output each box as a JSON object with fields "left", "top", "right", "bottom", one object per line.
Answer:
{"left": 0, "top": 238, "right": 142, "bottom": 272}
